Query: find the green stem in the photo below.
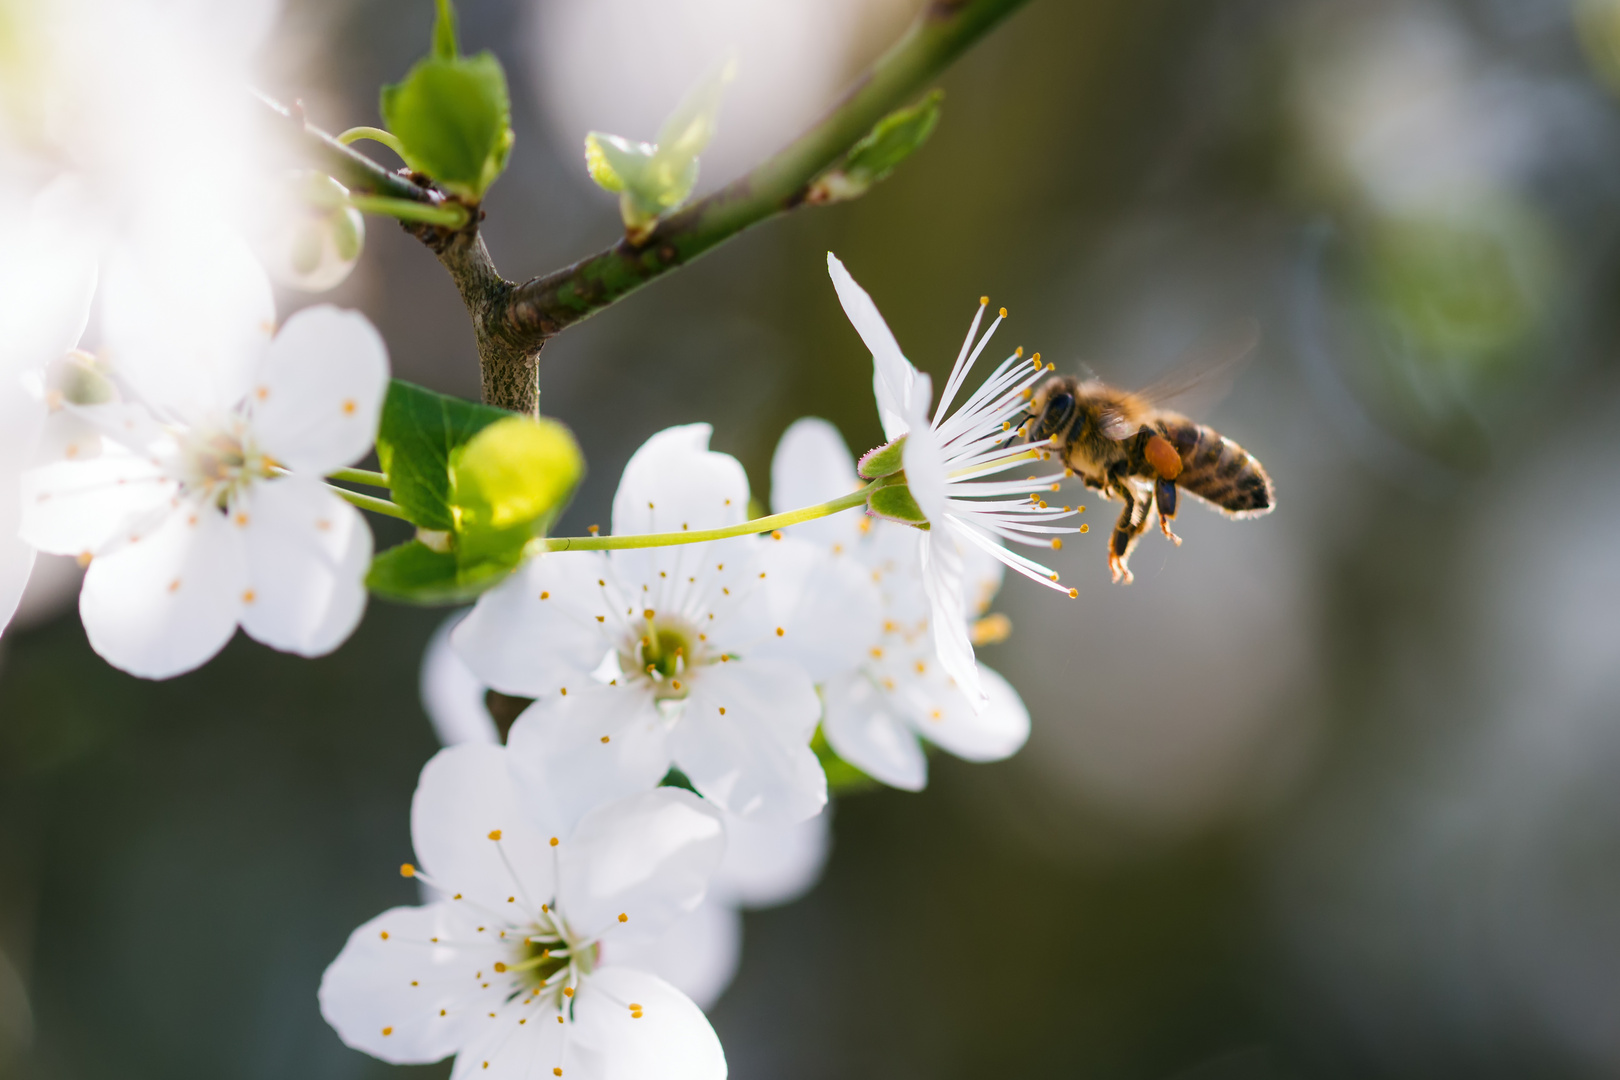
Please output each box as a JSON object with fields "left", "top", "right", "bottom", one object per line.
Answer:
{"left": 545, "top": 487, "right": 872, "bottom": 552}
{"left": 337, "top": 126, "right": 408, "bottom": 159}
{"left": 505, "top": 0, "right": 1033, "bottom": 336}
{"left": 327, "top": 467, "right": 391, "bottom": 488}
{"left": 348, "top": 194, "right": 469, "bottom": 229}
{"left": 328, "top": 484, "right": 412, "bottom": 521}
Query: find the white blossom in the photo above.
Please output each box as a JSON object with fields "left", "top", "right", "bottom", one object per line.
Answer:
{"left": 421, "top": 617, "right": 833, "bottom": 1009}
{"left": 17, "top": 239, "right": 388, "bottom": 678}
{"left": 453, "top": 424, "right": 879, "bottom": 826}
{"left": 772, "top": 418, "right": 1031, "bottom": 790}
{"left": 826, "top": 253, "right": 1076, "bottom": 707}
{"left": 319, "top": 744, "right": 728, "bottom": 1080}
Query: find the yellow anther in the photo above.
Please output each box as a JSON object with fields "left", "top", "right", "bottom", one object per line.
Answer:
{"left": 980, "top": 295, "right": 989, "bottom": 305}
{"left": 771, "top": 529, "right": 783, "bottom": 540}
{"left": 540, "top": 591, "right": 550, "bottom": 600}
{"left": 618, "top": 912, "right": 628, "bottom": 923}
{"left": 1079, "top": 523, "right": 1090, "bottom": 534}
{"left": 588, "top": 524, "right": 600, "bottom": 535}
{"left": 671, "top": 679, "right": 682, "bottom": 690}
{"left": 563, "top": 987, "right": 574, "bottom": 998}
{"left": 1068, "top": 588, "right": 1078, "bottom": 598}
{"left": 1051, "top": 538, "right": 1062, "bottom": 550}
{"left": 488, "top": 830, "right": 502, "bottom": 841}
{"left": 999, "top": 306, "right": 1008, "bottom": 318}
{"left": 494, "top": 962, "right": 507, "bottom": 972}
{"left": 400, "top": 863, "right": 416, "bottom": 878}
{"left": 775, "top": 627, "right": 785, "bottom": 637}
{"left": 560, "top": 687, "right": 568, "bottom": 696}
{"left": 596, "top": 615, "right": 605, "bottom": 622}
{"left": 601, "top": 735, "right": 611, "bottom": 743}
{"left": 1002, "top": 421, "right": 1011, "bottom": 431}
{"left": 380, "top": 930, "right": 389, "bottom": 940}
{"left": 970, "top": 613, "right": 1013, "bottom": 647}
{"left": 643, "top": 608, "right": 654, "bottom": 619}
{"left": 1045, "top": 362, "right": 1055, "bottom": 372}
{"left": 242, "top": 589, "right": 256, "bottom": 604}
{"left": 382, "top": 1026, "right": 393, "bottom": 1036}
{"left": 549, "top": 836, "right": 559, "bottom": 847}
{"left": 870, "top": 647, "right": 883, "bottom": 659}
{"left": 1015, "top": 347, "right": 1024, "bottom": 357}
{"left": 718, "top": 706, "right": 727, "bottom": 715}
{"left": 343, "top": 399, "right": 357, "bottom": 416}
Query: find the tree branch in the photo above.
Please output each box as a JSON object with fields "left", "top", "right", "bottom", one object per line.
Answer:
{"left": 506, "top": 0, "right": 1033, "bottom": 338}
{"left": 270, "top": 0, "right": 1032, "bottom": 417}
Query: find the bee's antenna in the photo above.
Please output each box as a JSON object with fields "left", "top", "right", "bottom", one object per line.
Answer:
{"left": 998, "top": 408, "right": 1034, "bottom": 450}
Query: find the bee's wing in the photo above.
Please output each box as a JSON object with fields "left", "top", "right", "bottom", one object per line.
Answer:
{"left": 1134, "top": 318, "right": 1260, "bottom": 416}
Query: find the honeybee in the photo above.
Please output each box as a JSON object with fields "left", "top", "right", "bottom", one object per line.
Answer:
{"left": 1021, "top": 321, "right": 1275, "bottom": 584}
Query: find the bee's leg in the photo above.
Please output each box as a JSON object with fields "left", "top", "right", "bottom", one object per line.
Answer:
{"left": 1107, "top": 478, "right": 1151, "bottom": 585}
{"left": 1155, "top": 477, "right": 1182, "bottom": 546}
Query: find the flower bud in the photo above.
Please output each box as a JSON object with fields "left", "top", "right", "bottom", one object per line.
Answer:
{"left": 256, "top": 171, "right": 365, "bottom": 293}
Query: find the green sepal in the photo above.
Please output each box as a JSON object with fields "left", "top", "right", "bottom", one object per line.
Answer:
{"left": 808, "top": 89, "right": 943, "bottom": 204}
{"left": 811, "top": 726, "right": 879, "bottom": 795}
{"left": 856, "top": 434, "right": 907, "bottom": 479}
{"left": 867, "top": 481, "right": 929, "bottom": 527}
{"left": 365, "top": 540, "right": 520, "bottom": 605}
{"left": 379, "top": 5, "right": 513, "bottom": 201}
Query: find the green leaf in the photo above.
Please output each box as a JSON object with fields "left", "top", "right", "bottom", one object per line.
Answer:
{"left": 449, "top": 415, "right": 584, "bottom": 561}
{"left": 375, "top": 380, "right": 511, "bottom": 531}
{"left": 371, "top": 382, "right": 586, "bottom": 604}
{"left": 811, "top": 726, "right": 880, "bottom": 795}
{"left": 856, "top": 435, "right": 907, "bottom": 479}
{"left": 431, "top": 0, "right": 458, "bottom": 60}
{"left": 380, "top": 40, "right": 513, "bottom": 200}
{"left": 867, "top": 481, "right": 929, "bottom": 526}
{"left": 365, "top": 540, "right": 519, "bottom": 605}
{"left": 808, "top": 90, "right": 944, "bottom": 205}
{"left": 583, "top": 59, "right": 733, "bottom": 239}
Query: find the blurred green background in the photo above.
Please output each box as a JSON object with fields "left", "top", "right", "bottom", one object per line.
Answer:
{"left": 8, "top": 0, "right": 1620, "bottom": 1076}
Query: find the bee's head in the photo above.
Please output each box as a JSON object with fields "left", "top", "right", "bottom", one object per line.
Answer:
{"left": 1026, "top": 376, "right": 1081, "bottom": 444}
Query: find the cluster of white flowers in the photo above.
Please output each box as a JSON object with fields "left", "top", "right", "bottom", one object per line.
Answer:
{"left": 0, "top": 5, "right": 1081, "bottom": 1071}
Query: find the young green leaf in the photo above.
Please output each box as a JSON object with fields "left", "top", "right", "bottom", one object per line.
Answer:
{"left": 582, "top": 59, "right": 734, "bottom": 241}
{"left": 811, "top": 726, "right": 880, "bottom": 795}
{"left": 375, "top": 379, "right": 511, "bottom": 531}
{"left": 365, "top": 539, "right": 520, "bottom": 605}
{"left": 379, "top": 2, "right": 514, "bottom": 201}
{"left": 808, "top": 89, "right": 944, "bottom": 205}
{"left": 449, "top": 415, "right": 584, "bottom": 561}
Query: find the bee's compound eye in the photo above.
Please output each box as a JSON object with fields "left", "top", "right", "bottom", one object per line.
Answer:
{"left": 1044, "top": 391, "right": 1075, "bottom": 428}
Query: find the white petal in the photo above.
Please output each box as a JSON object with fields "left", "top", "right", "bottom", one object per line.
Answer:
{"left": 453, "top": 551, "right": 617, "bottom": 698}
{"left": 249, "top": 306, "right": 390, "bottom": 473}
{"left": 79, "top": 501, "right": 246, "bottom": 678}
{"left": 769, "top": 417, "right": 862, "bottom": 549}
{"left": 673, "top": 661, "right": 827, "bottom": 823}
{"left": 826, "top": 252, "right": 923, "bottom": 442}
{"left": 410, "top": 744, "right": 557, "bottom": 911}
{"left": 753, "top": 536, "right": 882, "bottom": 683}
{"left": 0, "top": 385, "right": 44, "bottom": 636}
{"left": 611, "top": 424, "right": 748, "bottom": 537}
{"left": 421, "top": 614, "right": 501, "bottom": 747}
{"left": 318, "top": 903, "right": 490, "bottom": 1065}
{"left": 507, "top": 684, "right": 672, "bottom": 840}
{"left": 900, "top": 420, "right": 949, "bottom": 526}
{"left": 101, "top": 224, "right": 274, "bottom": 419}
{"left": 821, "top": 673, "right": 927, "bottom": 791}
{"left": 903, "top": 661, "right": 1030, "bottom": 763}
{"left": 449, "top": 1008, "right": 570, "bottom": 1080}
{"left": 711, "top": 808, "right": 831, "bottom": 909}
{"left": 572, "top": 967, "right": 726, "bottom": 1080}
{"left": 598, "top": 901, "right": 741, "bottom": 1012}
{"left": 18, "top": 450, "right": 175, "bottom": 556}
{"left": 609, "top": 425, "right": 749, "bottom": 593}
{"left": 558, "top": 787, "right": 725, "bottom": 941}
{"left": 919, "top": 531, "right": 985, "bottom": 707}
{"left": 239, "top": 476, "right": 370, "bottom": 657}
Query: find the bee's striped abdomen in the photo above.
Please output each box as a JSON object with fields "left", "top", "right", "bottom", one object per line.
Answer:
{"left": 1165, "top": 420, "right": 1273, "bottom": 518}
